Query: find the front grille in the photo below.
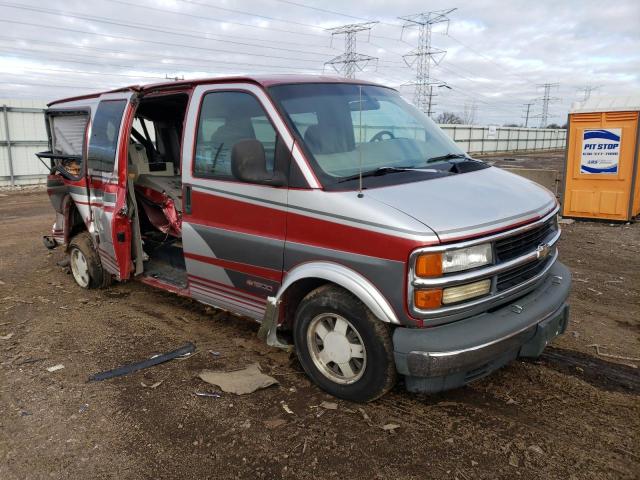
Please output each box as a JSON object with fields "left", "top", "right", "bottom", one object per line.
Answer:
{"left": 496, "top": 257, "right": 550, "bottom": 291}
{"left": 494, "top": 218, "right": 555, "bottom": 262}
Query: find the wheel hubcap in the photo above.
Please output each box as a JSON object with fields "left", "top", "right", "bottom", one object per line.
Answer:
{"left": 307, "top": 313, "right": 366, "bottom": 384}
{"left": 70, "top": 248, "right": 90, "bottom": 288}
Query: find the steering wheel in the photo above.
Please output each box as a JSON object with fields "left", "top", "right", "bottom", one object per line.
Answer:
{"left": 369, "top": 130, "right": 395, "bottom": 142}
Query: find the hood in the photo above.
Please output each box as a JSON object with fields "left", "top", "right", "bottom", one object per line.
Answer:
{"left": 366, "top": 166, "right": 557, "bottom": 242}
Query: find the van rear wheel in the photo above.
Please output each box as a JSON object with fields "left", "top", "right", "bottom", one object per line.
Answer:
{"left": 68, "top": 232, "right": 111, "bottom": 289}
{"left": 293, "top": 285, "right": 396, "bottom": 403}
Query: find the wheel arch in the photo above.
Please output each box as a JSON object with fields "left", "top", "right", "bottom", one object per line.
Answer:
{"left": 275, "top": 261, "right": 400, "bottom": 326}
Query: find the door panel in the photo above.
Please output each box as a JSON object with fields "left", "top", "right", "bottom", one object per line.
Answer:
{"left": 86, "top": 94, "right": 135, "bottom": 279}
{"left": 181, "top": 85, "right": 290, "bottom": 320}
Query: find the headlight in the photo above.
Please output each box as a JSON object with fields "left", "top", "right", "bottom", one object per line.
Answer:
{"left": 442, "top": 279, "right": 491, "bottom": 304}
{"left": 413, "top": 279, "right": 491, "bottom": 309}
{"left": 415, "top": 243, "right": 493, "bottom": 277}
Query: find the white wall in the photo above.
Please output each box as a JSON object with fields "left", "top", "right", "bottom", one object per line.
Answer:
{"left": 440, "top": 124, "right": 567, "bottom": 155}
{"left": 0, "top": 99, "right": 49, "bottom": 187}
{"left": 0, "top": 103, "right": 567, "bottom": 186}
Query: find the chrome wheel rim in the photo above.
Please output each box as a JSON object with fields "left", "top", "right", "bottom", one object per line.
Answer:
{"left": 70, "top": 248, "right": 90, "bottom": 288}
{"left": 307, "top": 313, "right": 366, "bottom": 384}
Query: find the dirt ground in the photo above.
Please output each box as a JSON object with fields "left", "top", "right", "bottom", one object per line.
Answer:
{"left": 1, "top": 178, "right": 639, "bottom": 479}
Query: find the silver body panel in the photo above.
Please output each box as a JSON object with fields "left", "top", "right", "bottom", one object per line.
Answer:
{"left": 366, "top": 166, "right": 557, "bottom": 241}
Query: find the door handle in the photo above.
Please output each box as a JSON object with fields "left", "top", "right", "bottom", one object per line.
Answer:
{"left": 184, "top": 185, "right": 192, "bottom": 215}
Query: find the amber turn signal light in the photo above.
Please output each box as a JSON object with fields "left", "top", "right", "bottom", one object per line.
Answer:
{"left": 415, "top": 253, "right": 443, "bottom": 277}
{"left": 414, "top": 289, "right": 443, "bottom": 309}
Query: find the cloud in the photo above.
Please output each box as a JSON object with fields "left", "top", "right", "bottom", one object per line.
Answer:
{"left": 0, "top": 0, "right": 637, "bottom": 125}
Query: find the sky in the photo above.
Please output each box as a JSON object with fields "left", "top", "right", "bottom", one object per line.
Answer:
{"left": 0, "top": 0, "right": 638, "bottom": 126}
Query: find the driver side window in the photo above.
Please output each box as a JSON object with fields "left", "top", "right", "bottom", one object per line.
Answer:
{"left": 194, "top": 91, "right": 279, "bottom": 179}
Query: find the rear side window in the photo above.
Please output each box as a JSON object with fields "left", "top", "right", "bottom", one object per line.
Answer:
{"left": 50, "top": 114, "right": 88, "bottom": 156}
{"left": 194, "top": 91, "right": 277, "bottom": 179}
{"left": 88, "top": 100, "right": 127, "bottom": 172}
{"left": 46, "top": 112, "right": 89, "bottom": 178}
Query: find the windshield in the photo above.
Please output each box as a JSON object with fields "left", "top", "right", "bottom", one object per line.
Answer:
{"left": 269, "top": 83, "right": 471, "bottom": 186}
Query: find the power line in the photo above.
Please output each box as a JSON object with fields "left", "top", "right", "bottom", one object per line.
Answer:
{"left": 325, "top": 22, "right": 378, "bottom": 79}
{"left": 103, "top": 0, "right": 328, "bottom": 40}
{"left": 398, "top": 9, "right": 456, "bottom": 116}
{"left": 446, "top": 33, "right": 538, "bottom": 87}
{"left": 0, "top": 34, "right": 324, "bottom": 71}
{"left": 269, "top": 0, "right": 401, "bottom": 28}
{"left": 0, "top": 3, "right": 334, "bottom": 59}
{"left": 0, "top": 19, "right": 328, "bottom": 65}
{"left": 172, "top": 0, "right": 324, "bottom": 30}
{"left": 0, "top": 43, "right": 320, "bottom": 73}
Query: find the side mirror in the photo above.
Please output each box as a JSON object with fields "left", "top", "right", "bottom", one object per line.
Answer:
{"left": 231, "top": 139, "right": 286, "bottom": 187}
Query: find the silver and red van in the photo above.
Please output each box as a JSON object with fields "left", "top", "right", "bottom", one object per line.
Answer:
{"left": 41, "top": 75, "right": 570, "bottom": 401}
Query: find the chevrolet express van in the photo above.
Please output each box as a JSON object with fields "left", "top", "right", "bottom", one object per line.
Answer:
{"left": 41, "top": 75, "right": 570, "bottom": 402}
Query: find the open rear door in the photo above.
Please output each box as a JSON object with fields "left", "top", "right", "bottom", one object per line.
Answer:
{"left": 86, "top": 92, "right": 136, "bottom": 280}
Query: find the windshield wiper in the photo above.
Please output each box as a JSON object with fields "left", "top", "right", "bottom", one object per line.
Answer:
{"left": 426, "top": 153, "right": 469, "bottom": 163}
{"left": 337, "top": 166, "right": 414, "bottom": 183}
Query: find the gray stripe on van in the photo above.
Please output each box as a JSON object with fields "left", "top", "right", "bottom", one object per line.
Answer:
{"left": 284, "top": 241, "right": 406, "bottom": 322}
{"left": 192, "top": 224, "right": 284, "bottom": 271}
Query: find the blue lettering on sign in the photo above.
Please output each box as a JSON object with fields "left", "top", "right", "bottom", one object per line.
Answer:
{"left": 585, "top": 143, "right": 619, "bottom": 150}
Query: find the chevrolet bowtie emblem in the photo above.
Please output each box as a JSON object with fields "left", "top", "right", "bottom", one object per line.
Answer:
{"left": 536, "top": 243, "right": 551, "bottom": 259}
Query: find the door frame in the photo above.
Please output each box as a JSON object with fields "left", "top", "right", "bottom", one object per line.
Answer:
{"left": 180, "top": 82, "right": 301, "bottom": 319}
{"left": 86, "top": 92, "right": 137, "bottom": 280}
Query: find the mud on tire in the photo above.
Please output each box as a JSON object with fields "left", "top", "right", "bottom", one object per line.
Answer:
{"left": 293, "top": 284, "right": 397, "bottom": 403}
{"left": 68, "top": 232, "right": 111, "bottom": 289}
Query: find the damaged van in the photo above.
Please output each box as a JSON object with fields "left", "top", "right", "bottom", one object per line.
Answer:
{"left": 41, "top": 75, "right": 570, "bottom": 402}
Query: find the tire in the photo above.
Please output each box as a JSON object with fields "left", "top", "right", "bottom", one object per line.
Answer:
{"left": 293, "top": 284, "right": 397, "bottom": 402}
{"left": 68, "top": 232, "right": 111, "bottom": 289}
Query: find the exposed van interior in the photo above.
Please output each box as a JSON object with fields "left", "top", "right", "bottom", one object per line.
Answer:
{"left": 128, "top": 93, "right": 189, "bottom": 287}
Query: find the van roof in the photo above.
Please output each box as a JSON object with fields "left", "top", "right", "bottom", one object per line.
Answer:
{"left": 47, "top": 74, "right": 387, "bottom": 107}
{"left": 570, "top": 95, "right": 640, "bottom": 114}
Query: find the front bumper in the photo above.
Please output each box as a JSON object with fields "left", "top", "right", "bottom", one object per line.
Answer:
{"left": 393, "top": 261, "right": 571, "bottom": 393}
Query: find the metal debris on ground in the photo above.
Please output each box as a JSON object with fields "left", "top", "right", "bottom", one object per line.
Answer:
{"left": 198, "top": 363, "right": 278, "bottom": 395}
{"left": 46, "top": 364, "right": 65, "bottom": 372}
{"left": 208, "top": 350, "right": 220, "bottom": 357}
{"left": 194, "top": 391, "right": 221, "bottom": 398}
{"left": 319, "top": 401, "right": 338, "bottom": 410}
{"left": 281, "top": 402, "right": 294, "bottom": 415}
{"left": 263, "top": 418, "right": 287, "bottom": 429}
{"left": 141, "top": 380, "right": 164, "bottom": 389}
{"left": 88, "top": 342, "right": 195, "bottom": 382}
{"left": 382, "top": 423, "right": 401, "bottom": 432}
{"left": 358, "top": 407, "right": 372, "bottom": 423}
{"left": 587, "top": 344, "right": 640, "bottom": 362}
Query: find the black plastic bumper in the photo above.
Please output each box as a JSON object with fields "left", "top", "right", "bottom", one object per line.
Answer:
{"left": 393, "top": 261, "right": 571, "bottom": 394}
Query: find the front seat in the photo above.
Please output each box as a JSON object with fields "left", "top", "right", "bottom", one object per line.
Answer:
{"left": 210, "top": 116, "right": 256, "bottom": 152}
{"left": 304, "top": 123, "right": 346, "bottom": 155}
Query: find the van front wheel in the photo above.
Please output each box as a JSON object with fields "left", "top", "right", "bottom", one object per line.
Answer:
{"left": 293, "top": 285, "right": 396, "bottom": 402}
{"left": 68, "top": 232, "right": 111, "bottom": 289}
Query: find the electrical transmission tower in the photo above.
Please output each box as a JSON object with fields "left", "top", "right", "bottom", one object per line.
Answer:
{"left": 522, "top": 102, "right": 534, "bottom": 127}
{"left": 578, "top": 85, "right": 599, "bottom": 102}
{"left": 534, "top": 83, "right": 560, "bottom": 128}
{"left": 398, "top": 9, "right": 456, "bottom": 116}
{"left": 325, "top": 22, "right": 378, "bottom": 79}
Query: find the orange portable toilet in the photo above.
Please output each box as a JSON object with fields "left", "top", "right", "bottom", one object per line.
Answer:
{"left": 562, "top": 96, "right": 640, "bottom": 221}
